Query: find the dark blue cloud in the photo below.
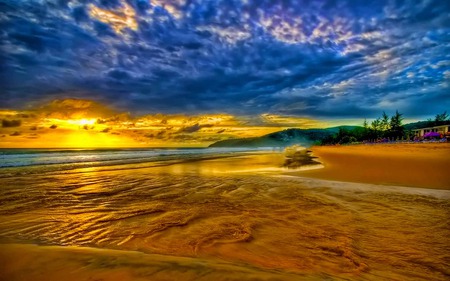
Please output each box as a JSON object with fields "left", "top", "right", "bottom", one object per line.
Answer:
{"left": 0, "top": 0, "right": 449, "bottom": 119}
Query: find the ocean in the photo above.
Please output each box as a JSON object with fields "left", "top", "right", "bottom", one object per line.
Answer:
{"left": 0, "top": 147, "right": 275, "bottom": 168}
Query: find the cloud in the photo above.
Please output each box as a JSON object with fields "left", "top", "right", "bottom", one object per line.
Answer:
{"left": 2, "top": 119, "right": 22, "bottom": 128}
{"left": 36, "top": 98, "right": 115, "bottom": 119}
{"left": 178, "top": 123, "right": 213, "bottom": 133}
{"left": 88, "top": 1, "right": 138, "bottom": 34}
{"left": 259, "top": 114, "right": 329, "bottom": 128}
{"left": 0, "top": 0, "right": 449, "bottom": 119}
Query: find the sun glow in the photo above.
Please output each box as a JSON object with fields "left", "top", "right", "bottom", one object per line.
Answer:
{"left": 66, "top": 118, "right": 97, "bottom": 126}
{"left": 59, "top": 131, "right": 135, "bottom": 148}
{"left": 43, "top": 118, "right": 99, "bottom": 129}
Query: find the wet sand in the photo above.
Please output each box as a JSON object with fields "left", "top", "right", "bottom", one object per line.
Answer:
{"left": 0, "top": 147, "right": 449, "bottom": 280}
{"left": 0, "top": 243, "right": 313, "bottom": 281}
{"left": 294, "top": 143, "right": 450, "bottom": 190}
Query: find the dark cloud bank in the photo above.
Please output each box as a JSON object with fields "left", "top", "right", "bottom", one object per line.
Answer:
{"left": 0, "top": 0, "right": 449, "bottom": 119}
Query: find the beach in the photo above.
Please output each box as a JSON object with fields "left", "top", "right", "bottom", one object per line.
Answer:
{"left": 294, "top": 143, "right": 450, "bottom": 189}
{"left": 0, "top": 144, "right": 449, "bottom": 280}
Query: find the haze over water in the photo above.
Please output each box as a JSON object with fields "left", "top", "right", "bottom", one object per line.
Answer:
{"left": 0, "top": 149, "right": 448, "bottom": 281}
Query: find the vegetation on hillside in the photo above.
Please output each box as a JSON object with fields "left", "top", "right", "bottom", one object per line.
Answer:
{"left": 321, "top": 111, "right": 450, "bottom": 145}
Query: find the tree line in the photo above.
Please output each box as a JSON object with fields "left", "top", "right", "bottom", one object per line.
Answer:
{"left": 321, "top": 111, "right": 449, "bottom": 145}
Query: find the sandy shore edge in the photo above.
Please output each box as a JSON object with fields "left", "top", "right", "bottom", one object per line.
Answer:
{"left": 287, "top": 143, "right": 450, "bottom": 190}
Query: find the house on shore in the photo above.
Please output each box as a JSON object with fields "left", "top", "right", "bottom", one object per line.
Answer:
{"left": 412, "top": 124, "right": 450, "bottom": 137}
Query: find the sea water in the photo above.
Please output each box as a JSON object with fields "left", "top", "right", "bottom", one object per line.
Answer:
{"left": 0, "top": 147, "right": 273, "bottom": 168}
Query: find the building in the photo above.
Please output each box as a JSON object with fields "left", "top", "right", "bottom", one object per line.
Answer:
{"left": 412, "top": 124, "right": 450, "bottom": 137}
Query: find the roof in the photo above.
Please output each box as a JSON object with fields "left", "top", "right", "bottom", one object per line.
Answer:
{"left": 412, "top": 124, "right": 450, "bottom": 131}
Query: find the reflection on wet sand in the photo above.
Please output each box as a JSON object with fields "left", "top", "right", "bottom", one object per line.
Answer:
{"left": 0, "top": 149, "right": 449, "bottom": 281}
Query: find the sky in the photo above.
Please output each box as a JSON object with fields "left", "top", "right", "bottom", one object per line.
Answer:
{"left": 0, "top": 0, "right": 449, "bottom": 147}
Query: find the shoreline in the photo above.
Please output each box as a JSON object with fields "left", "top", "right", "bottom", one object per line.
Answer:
{"left": 288, "top": 143, "right": 450, "bottom": 190}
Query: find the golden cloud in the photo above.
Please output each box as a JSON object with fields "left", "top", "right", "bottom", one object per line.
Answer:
{"left": 151, "top": 0, "right": 186, "bottom": 19}
{"left": 259, "top": 114, "right": 330, "bottom": 128}
{"left": 89, "top": 1, "right": 138, "bottom": 34}
{"left": 37, "top": 98, "right": 115, "bottom": 119}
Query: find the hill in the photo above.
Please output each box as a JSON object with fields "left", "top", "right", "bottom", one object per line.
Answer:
{"left": 209, "top": 126, "right": 359, "bottom": 148}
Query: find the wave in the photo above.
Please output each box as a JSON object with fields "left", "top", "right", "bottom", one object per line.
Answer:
{"left": 0, "top": 147, "right": 276, "bottom": 168}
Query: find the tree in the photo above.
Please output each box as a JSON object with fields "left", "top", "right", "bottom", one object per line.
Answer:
{"left": 381, "top": 111, "right": 390, "bottom": 132}
{"left": 435, "top": 111, "right": 449, "bottom": 125}
{"left": 363, "top": 119, "right": 368, "bottom": 130}
{"left": 435, "top": 111, "right": 448, "bottom": 121}
{"left": 389, "top": 110, "right": 404, "bottom": 138}
{"left": 371, "top": 118, "right": 381, "bottom": 131}
{"left": 370, "top": 118, "right": 382, "bottom": 139}
{"left": 339, "top": 135, "right": 357, "bottom": 144}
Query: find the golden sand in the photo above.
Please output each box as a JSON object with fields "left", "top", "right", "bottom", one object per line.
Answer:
{"left": 293, "top": 143, "right": 450, "bottom": 190}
